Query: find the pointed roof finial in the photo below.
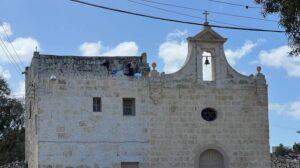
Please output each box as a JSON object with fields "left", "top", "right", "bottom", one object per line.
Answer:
{"left": 151, "top": 62, "right": 157, "bottom": 70}
{"left": 203, "top": 11, "right": 209, "bottom": 25}
{"left": 257, "top": 66, "right": 262, "bottom": 74}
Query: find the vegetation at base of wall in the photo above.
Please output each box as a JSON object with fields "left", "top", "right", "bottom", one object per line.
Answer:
{"left": 0, "top": 76, "right": 25, "bottom": 165}
{"left": 274, "top": 143, "right": 300, "bottom": 157}
{"left": 255, "top": 0, "right": 300, "bottom": 56}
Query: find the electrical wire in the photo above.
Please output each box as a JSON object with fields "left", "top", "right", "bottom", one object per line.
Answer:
{"left": 132, "top": 0, "right": 277, "bottom": 22}
{"left": 0, "top": 22, "right": 25, "bottom": 67}
{"left": 0, "top": 42, "right": 20, "bottom": 74}
{"left": 127, "top": 0, "right": 256, "bottom": 28}
{"left": 69, "top": 0, "right": 285, "bottom": 33}
{"left": 208, "top": 0, "right": 260, "bottom": 9}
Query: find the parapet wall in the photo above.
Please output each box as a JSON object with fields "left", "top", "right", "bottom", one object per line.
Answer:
{"left": 31, "top": 52, "right": 150, "bottom": 77}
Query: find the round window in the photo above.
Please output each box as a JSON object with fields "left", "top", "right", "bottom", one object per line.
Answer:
{"left": 201, "top": 108, "right": 217, "bottom": 121}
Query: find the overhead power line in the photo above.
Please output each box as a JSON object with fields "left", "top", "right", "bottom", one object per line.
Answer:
{"left": 208, "top": 0, "right": 260, "bottom": 9}
{"left": 0, "top": 22, "right": 25, "bottom": 67}
{"left": 69, "top": 0, "right": 285, "bottom": 33}
{"left": 132, "top": 0, "right": 277, "bottom": 22}
{"left": 126, "top": 0, "right": 255, "bottom": 28}
{"left": 0, "top": 41, "right": 20, "bottom": 73}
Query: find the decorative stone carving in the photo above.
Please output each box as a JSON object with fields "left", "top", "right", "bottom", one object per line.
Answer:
{"left": 199, "top": 32, "right": 216, "bottom": 40}
{"left": 149, "top": 83, "right": 162, "bottom": 105}
{"left": 149, "top": 62, "right": 162, "bottom": 104}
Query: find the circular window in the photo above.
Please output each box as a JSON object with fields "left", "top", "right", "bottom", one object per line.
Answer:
{"left": 201, "top": 108, "right": 217, "bottom": 121}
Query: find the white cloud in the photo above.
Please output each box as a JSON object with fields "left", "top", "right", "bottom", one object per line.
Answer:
{"left": 8, "top": 37, "right": 40, "bottom": 62}
{"left": 225, "top": 40, "right": 259, "bottom": 66}
{"left": 259, "top": 45, "right": 300, "bottom": 77}
{"left": 270, "top": 100, "right": 300, "bottom": 119}
{"left": 79, "top": 41, "right": 138, "bottom": 56}
{"left": 166, "top": 30, "right": 188, "bottom": 41}
{"left": 102, "top": 42, "right": 138, "bottom": 56}
{"left": 0, "top": 66, "right": 11, "bottom": 80}
{"left": 0, "top": 22, "right": 40, "bottom": 63}
{"left": 0, "top": 37, "right": 40, "bottom": 63}
{"left": 79, "top": 41, "right": 101, "bottom": 56}
{"left": 12, "top": 80, "right": 25, "bottom": 98}
{"left": 158, "top": 30, "right": 188, "bottom": 73}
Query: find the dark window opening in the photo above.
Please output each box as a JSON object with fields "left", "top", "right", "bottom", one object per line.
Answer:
{"left": 121, "top": 162, "right": 139, "bottom": 168}
{"left": 123, "top": 98, "right": 135, "bottom": 116}
{"left": 102, "top": 60, "right": 111, "bottom": 73}
{"left": 125, "top": 63, "right": 135, "bottom": 76}
{"left": 29, "top": 101, "right": 32, "bottom": 119}
{"left": 93, "top": 97, "right": 102, "bottom": 112}
{"left": 35, "top": 115, "right": 37, "bottom": 135}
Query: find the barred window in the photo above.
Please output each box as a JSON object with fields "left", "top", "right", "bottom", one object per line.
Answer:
{"left": 123, "top": 98, "right": 135, "bottom": 116}
{"left": 93, "top": 97, "right": 102, "bottom": 112}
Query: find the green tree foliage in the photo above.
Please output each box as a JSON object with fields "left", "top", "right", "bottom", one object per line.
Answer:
{"left": 255, "top": 0, "right": 300, "bottom": 55}
{"left": 293, "top": 143, "right": 300, "bottom": 155}
{"left": 274, "top": 144, "right": 292, "bottom": 156}
{"left": 0, "top": 76, "right": 25, "bottom": 165}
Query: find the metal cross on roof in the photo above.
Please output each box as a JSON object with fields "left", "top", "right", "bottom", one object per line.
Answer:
{"left": 203, "top": 11, "right": 209, "bottom": 23}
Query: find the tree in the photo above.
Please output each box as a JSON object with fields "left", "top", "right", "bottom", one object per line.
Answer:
{"left": 274, "top": 144, "right": 292, "bottom": 156}
{"left": 0, "top": 76, "right": 25, "bottom": 165}
{"left": 255, "top": 0, "right": 300, "bottom": 55}
{"left": 292, "top": 143, "right": 300, "bottom": 155}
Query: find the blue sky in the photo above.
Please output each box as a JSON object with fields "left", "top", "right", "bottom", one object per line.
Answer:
{"left": 0, "top": 0, "right": 299, "bottom": 149}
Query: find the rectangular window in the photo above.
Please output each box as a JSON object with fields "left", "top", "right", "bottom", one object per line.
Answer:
{"left": 121, "top": 162, "right": 139, "bottom": 168}
{"left": 123, "top": 98, "right": 135, "bottom": 116}
{"left": 35, "top": 115, "right": 37, "bottom": 135}
{"left": 29, "top": 101, "right": 32, "bottom": 119}
{"left": 93, "top": 97, "right": 102, "bottom": 112}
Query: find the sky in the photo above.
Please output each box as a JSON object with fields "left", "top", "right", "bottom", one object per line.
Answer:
{"left": 0, "top": 0, "right": 299, "bottom": 149}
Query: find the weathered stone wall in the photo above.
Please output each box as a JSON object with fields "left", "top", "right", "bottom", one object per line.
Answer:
{"left": 25, "top": 52, "right": 40, "bottom": 168}
{"left": 26, "top": 26, "right": 270, "bottom": 168}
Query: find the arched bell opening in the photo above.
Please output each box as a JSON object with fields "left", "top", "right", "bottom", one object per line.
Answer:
{"left": 202, "top": 51, "right": 214, "bottom": 81}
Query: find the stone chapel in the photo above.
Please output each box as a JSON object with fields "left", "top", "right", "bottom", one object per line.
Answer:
{"left": 25, "top": 25, "right": 270, "bottom": 168}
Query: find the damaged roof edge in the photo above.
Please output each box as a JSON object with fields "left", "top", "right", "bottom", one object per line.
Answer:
{"left": 30, "top": 52, "right": 150, "bottom": 77}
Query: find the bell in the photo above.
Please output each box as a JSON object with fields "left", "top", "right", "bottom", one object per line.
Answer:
{"left": 204, "top": 57, "right": 210, "bottom": 65}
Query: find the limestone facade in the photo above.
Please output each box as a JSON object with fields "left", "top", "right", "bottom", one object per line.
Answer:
{"left": 25, "top": 26, "right": 270, "bottom": 168}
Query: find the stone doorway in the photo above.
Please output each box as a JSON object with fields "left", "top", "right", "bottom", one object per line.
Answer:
{"left": 199, "top": 149, "right": 224, "bottom": 168}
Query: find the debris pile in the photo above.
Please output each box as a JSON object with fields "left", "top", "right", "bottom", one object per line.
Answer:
{"left": 272, "top": 154, "right": 300, "bottom": 168}
{"left": 0, "top": 161, "right": 25, "bottom": 168}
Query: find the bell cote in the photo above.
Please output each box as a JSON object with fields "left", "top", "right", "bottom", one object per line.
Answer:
{"left": 162, "top": 25, "right": 261, "bottom": 87}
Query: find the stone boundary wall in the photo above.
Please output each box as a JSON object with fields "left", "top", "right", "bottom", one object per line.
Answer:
{"left": 272, "top": 155, "right": 300, "bottom": 168}
{"left": 2, "top": 155, "right": 300, "bottom": 168}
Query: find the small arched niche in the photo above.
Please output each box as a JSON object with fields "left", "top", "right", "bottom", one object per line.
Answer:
{"left": 202, "top": 51, "right": 214, "bottom": 81}
{"left": 199, "top": 149, "right": 225, "bottom": 168}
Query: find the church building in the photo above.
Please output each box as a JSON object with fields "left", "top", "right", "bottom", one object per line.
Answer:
{"left": 25, "top": 25, "right": 271, "bottom": 168}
